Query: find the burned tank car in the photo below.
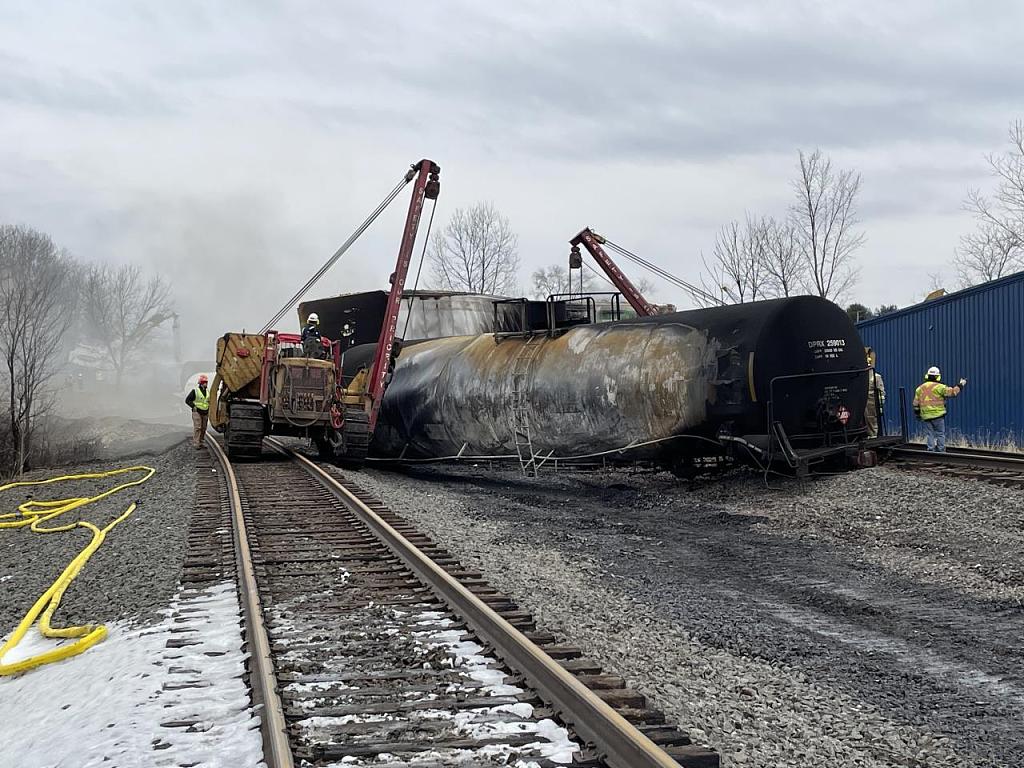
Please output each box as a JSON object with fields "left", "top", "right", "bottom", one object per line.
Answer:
{"left": 341, "top": 295, "right": 868, "bottom": 466}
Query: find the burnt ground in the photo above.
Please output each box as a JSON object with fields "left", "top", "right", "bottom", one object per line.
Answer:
{"left": 353, "top": 461, "right": 1024, "bottom": 768}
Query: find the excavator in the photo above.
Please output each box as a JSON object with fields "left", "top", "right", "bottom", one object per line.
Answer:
{"left": 209, "top": 159, "right": 441, "bottom": 461}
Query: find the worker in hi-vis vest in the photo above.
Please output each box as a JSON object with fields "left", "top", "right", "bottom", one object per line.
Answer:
{"left": 912, "top": 366, "right": 967, "bottom": 453}
{"left": 185, "top": 374, "right": 211, "bottom": 449}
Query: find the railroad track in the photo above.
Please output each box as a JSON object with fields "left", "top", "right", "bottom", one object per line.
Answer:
{"left": 887, "top": 445, "right": 1024, "bottom": 488}
{"left": 201, "top": 436, "right": 718, "bottom": 768}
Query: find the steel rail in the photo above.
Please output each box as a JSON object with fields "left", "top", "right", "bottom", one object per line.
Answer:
{"left": 206, "top": 437, "right": 295, "bottom": 768}
{"left": 267, "top": 438, "right": 682, "bottom": 768}
{"left": 890, "top": 444, "right": 1024, "bottom": 470}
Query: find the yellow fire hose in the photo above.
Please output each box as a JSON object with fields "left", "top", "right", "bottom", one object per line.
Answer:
{"left": 0, "top": 465, "right": 155, "bottom": 676}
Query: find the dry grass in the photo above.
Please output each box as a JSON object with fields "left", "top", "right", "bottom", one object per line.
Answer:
{"left": 907, "top": 430, "right": 1023, "bottom": 454}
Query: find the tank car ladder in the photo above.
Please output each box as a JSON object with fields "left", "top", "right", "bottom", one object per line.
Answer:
{"left": 508, "top": 335, "right": 545, "bottom": 476}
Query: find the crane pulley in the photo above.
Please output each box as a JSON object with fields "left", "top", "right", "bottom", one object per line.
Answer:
{"left": 570, "top": 228, "right": 657, "bottom": 316}
{"left": 569, "top": 227, "right": 724, "bottom": 311}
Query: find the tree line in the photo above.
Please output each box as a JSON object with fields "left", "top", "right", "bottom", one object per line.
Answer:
{"left": 0, "top": 224, "right": 173, "bottom": 476}
{"left": 704, "top": 122, "right": 1024, "bottom": 307}
{"left": 701, "top": 149, "right": 865, "bottom": 305}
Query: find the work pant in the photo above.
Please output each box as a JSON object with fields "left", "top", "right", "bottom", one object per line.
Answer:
{"left": 865, "top": 401, "right": 879, "bottom": 438}
{"left": 192, "top": 409, "right": 209, "bottom": 448}
{"left": 923, "top": 416, "right": 945, "bottom": 452}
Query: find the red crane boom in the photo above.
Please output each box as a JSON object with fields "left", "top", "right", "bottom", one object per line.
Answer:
{"left": 366, "top": 159, "right": 440, "bottom": 431}
{"left": 569, "top": 227, "right": 656, "bottom": 317}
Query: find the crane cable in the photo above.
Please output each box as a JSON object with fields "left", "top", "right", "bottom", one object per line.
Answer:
{"left": 601, "top": 238, "right": 724, "bottom": 307}
{"left": 260, "top": 171, "right": 416, "bottom": 334}
{"left": 401, "top": 196, "right": 440, "bottom": 340}
{"left": 0, "top": 465, "right": 155, "bottom": 676}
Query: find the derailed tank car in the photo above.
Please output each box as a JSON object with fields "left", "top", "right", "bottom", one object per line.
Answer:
{"left": 331, "top": 294, "right": 869, "bottom": 473}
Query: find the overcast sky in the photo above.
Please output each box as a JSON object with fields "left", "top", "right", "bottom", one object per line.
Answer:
{"left": 1, "top": 1, "right": 1020, "bottom": 356}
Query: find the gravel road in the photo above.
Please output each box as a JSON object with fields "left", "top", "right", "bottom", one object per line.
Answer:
{"left": 0, "top": 439, "right": 198, "bottom": 634}
{"left": 352, "top": 462, "right": 1024, "bottom": 768}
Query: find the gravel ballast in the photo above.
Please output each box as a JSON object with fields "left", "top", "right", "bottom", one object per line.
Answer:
{"left": 351, "top": 462, "right": 1024, "bottom": 768}
{"left": 0, "top": 439, "right": 198, "bottom": 633}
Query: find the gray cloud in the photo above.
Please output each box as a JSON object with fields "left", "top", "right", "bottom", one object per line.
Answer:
{"left": 0, "top": 0, "right": 1018, "bottom": 317}
{"left": 373, "top": 3, "right": 1022, "bottom": 161}
{"left": 0, "top": 53, "right": 173, "bottom": 117}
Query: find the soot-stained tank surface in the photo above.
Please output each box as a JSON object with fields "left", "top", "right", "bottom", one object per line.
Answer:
{"left": 342, "top": 295, "right": 867, "bottom": 461}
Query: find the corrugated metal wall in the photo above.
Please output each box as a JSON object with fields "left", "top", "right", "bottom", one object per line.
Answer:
{"left": 857, "top": 271, "right": 1024, "bottom": 444}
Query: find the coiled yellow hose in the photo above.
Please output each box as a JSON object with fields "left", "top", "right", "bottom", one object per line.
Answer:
{"left": 0, "top": 465, "right": 155, "bottom": 675}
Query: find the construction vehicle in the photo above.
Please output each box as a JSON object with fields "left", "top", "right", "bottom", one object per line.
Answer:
{"left": 209, "top": 158, "right": 441, "bottom": 460}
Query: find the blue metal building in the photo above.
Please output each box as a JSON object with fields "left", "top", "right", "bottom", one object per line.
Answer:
{"left": 856, "top": 271, "right": 1024, "bottom": 444}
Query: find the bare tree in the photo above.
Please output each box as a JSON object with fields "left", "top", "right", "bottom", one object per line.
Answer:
{"left": 965, "top": 120, "right": 1024, "bottom": 240}
{"left": 955, "top": 223, "right": 1021, "bottom": 285}
{"left": 0, "top": 225, "right": 76, "bottom": 475}
{"left": 530, "top": 265, "right": 594, "bottom": 299}
{"left": 428, "top": 202, "right": 520, "bottom": 295}
{"left": 82, "top": 264, "right": 175, "bottom": 388}
{"left": 761, "top": 217, "right": 805, "bottom": 297}
{"left": 590, "top": 270, "right": 656, "bottom": 298}
{"left": 702, "top": 216, "right": 769, "bottom": 303}
{"left": 703, "top": 221, "right": 741, "bottom": 304}
{"left": 958, "top": 123, "right": 1024, "bottom": 285}
{"left": 790, "top": 149, "right": 864, "bottom": 301}
{"left": 531, "top": 262, "right": 656, "bottom": 303}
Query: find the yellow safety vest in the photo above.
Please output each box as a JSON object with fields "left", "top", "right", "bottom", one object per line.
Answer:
{"left": 193, "top": 386, "right": 210, "bottom": 412}
{"left": 913, "top": 380, "right": 949, "bottom": 420}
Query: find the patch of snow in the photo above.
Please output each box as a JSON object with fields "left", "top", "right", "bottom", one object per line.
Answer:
{"left": 284, "top": 680, "right": 355, "bottom": 694}
{"left": 421, "top": 627, "right": 525, "bottom": 697}
{"left": 295, "top": 713, "right": 389, "bottom": 732}
{"left": 408, "top": 612, "right": 579, "bottom": 763}
{"left": 0, "top": 582, "right": 264, "bottom": 767}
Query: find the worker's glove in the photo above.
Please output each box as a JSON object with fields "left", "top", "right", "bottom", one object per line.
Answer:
{"left": 958, "top": 378, "right": 967, "bottom": 389}
{"left": 913, "top": 405, "right": 921, "bottom": 420}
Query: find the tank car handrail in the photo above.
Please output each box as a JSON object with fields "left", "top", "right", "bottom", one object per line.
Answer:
{"left": 546, "top": 293, "right": 596, "bottom": 330}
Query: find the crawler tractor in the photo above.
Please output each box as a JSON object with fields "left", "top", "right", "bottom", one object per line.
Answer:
{"left": 208, "top": 159, "right": 440, "bottom": 460}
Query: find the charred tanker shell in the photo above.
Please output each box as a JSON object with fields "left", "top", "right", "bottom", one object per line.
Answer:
{"left": 364, "top": 323, "right": 714, "bottom": 458}
{"left": 341, "top": 295, "right": 868, "bottom": 463}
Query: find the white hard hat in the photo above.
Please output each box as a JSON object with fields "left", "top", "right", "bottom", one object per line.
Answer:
{"left": 308, "top": 312, "right": 320, "bottom": 323}
{"left": 927, "top": 365, "right": 941, "bottom": 377}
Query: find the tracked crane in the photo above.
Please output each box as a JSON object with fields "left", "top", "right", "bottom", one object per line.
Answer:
{"left": 210, "top": 159, "right": 441, "bottom": 462}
